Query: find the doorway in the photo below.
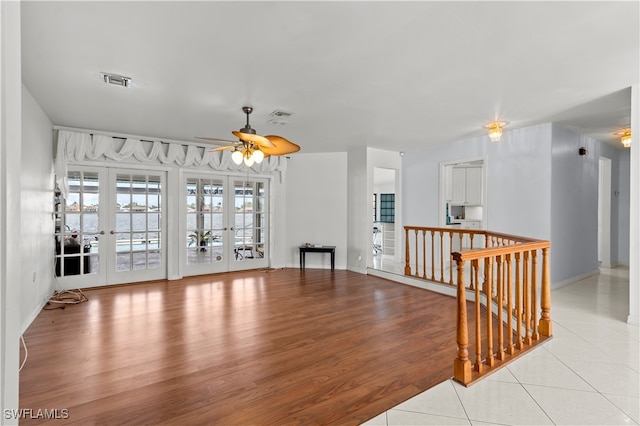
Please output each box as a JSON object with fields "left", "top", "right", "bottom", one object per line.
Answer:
{"left": 55, "top": 167, "right": 167, "bottom": 287}
{"left": 598, "top": 157, "right": 612, "bottom": 268}
{"left": 183, "top": 173, "right": 269, "bottom": 276}
{"left": 372, "top": 167, "right": 400, "bottom": 273}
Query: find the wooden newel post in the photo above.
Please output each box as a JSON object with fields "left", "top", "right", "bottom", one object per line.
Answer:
{"left": 452, "top": 253, "right": 471, "bottom": 384}
{"left": 538, "top": 246, "right": 552, "bottom": 336}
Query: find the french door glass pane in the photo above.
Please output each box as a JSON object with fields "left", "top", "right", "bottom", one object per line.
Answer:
{"left": 186, "top": 177, "right": 225, "bottom": 265}
{"left": 56, "top": 171, "right": 99, "bottom": 276}
{"left": 233, "top": 180, "right": 265, "bottom": 261}
{"left": 115, "top": 173, "right": 162, "bottom": 272}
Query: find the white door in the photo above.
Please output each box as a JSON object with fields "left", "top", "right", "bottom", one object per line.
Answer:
{"left": 110, "top": 170, "right": 166, "bottom": 284}
{"left": 55, "top": 167, "right": 166, "bottom": 287}
{"left": 184, "top": 174, "right": 269, "bottom": 275}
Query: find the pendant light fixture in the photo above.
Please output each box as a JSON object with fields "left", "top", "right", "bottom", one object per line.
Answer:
{"left": 484, "top": 121, "right": 508, "bottom": 142}
{"left": 615, "top": 129, "right": 631, "bottom": 148}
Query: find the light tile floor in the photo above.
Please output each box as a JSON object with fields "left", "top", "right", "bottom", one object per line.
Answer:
{"left": 363, "top": 266, "right": 639, "bottom": 426}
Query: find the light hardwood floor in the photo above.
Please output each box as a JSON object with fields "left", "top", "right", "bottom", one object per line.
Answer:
{"left": 20, "top": 269, "right": 465, "bottom": 425}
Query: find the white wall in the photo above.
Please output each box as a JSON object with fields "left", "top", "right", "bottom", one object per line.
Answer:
{"left": 347, "top": 147, "right": 368, "bottom": 272}
{"left": 618, "top": 149, "right": 630, "bottom": 264}
{"left": 402, "top": 122, "right": 633, "bottom": 287}
{"left": 486, "top": 125, "right": 552, "bottom": 239}
{"left": 550, "top": 125, "right": 600, "bottom": 283}
{"left": 1, "top": 1, "right": 23, "bottom": 421}
{"left": 21, "top": 85, "right": 56, "bottom": 332}
{"left": 600, "top": 140, "right": 625, "bottom": 266}
{"left": 628, "top": 84, "right": 639, "bottom": 326}
{"left": 373, "top": 170, "right": 395, "bottom": 194}
{"left": 404, "top": 123, "right": 552, "bottom": 239}
{"left": 284, "top": 152, "right": 348, "bottom": 269}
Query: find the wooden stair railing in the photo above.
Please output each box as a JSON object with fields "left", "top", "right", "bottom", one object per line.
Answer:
{"left": 404, "top": 226, "right": 552, "bottom": 386}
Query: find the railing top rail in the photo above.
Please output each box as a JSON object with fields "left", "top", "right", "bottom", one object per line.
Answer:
{"left": 453, "top": 240, "right": 550, "bottom": 262}
{"left": 403, "top": 226, "right": 545, "bottom": 244}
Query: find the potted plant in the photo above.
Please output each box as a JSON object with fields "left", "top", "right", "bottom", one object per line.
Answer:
{"left": 189, "top": 230, "right": 212, "bottom": 252}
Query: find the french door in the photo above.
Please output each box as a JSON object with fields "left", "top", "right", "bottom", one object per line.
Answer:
{"left": 184, "top": 174, "right": 269, "bottom": 275}
{"left": 55, "top": 167, "right": 166, "bottom": 287}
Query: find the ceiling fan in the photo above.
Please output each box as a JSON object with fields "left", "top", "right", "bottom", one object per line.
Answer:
{"left": 197, "top": 106, "right": 300, "bottom": 166}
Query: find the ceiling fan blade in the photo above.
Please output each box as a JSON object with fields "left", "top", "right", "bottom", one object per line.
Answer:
{"left": 261, "top": 135, "right": 301, "bottom": 157}
{"left": 232, "top": 131, "right": 275, "bottom": 148}
{"left": 196, "top": 136, "right": 239, "bottom": 144}
{"left": 209, "top": 145, "right": 236, "bottom": 152}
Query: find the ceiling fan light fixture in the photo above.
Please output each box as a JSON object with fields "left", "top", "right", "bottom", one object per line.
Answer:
{"left": 199, "top": 106, "right": 299, "bottom": 164}
{"left": 252, "top": 149, "right": 265, "bottom": 164}
{"left": 484, "top": 121, "right": 507, "bottom": 142}
{"left": 231, "top": 149, "right": 244, "bottom": 165}
{"left": 243, "top": 154, "right": 255, "bottom": 167}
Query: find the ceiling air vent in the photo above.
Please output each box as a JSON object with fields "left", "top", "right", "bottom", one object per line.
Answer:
{"left": 268, "top": 110, "right": 293, "bottom": 125}
{"left": 100, "top": 72, "right": 132, "bottom": 88}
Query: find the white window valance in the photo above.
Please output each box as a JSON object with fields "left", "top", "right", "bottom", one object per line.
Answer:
{"left": 54, "top": 129, "right": 287, "bottom": 198}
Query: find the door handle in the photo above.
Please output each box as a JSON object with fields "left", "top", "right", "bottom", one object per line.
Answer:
{"left": 99, "top": 230, "right": 105, "bottom": 235}
{"left": 110, "top": 230, "right": 115, "bottom": 235}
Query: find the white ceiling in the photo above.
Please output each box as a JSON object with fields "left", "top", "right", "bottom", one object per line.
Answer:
{"left": 20, "top": 1, "right": 638, "bottom": 153}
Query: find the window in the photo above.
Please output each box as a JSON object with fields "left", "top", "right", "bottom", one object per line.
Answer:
{"left": 379, "top": 193, "right": 395, "bottom": 223}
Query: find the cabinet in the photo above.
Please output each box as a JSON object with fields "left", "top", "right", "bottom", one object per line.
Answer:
{"left": 459, "top": 220, "right": 481, "bottom": 230}
{"left": 382, "top": 222, "right": 395, "bottom": 256}
{"left": 450, "top": 166, "right": 482, "bottom": 205}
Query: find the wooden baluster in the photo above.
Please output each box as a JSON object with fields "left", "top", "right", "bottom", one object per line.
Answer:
{"left": 439, "top": 231, "right": 444, "bottom": 283}
{"left": 453, "top": 254, "right": 471, "bottom": 384}
{"left": 496, "top": 254, "right": 505, "bottom": 361}
{"left": 515, "top": 251, "right": 523, "bottom": 350}
{"left": 482, "top": 253, "right": 488, "bottom": 294}
{"left": 539, "top": 246, "right": 553, "bottom": 336}
{"left": 469, "top": 234, "right": 475, "bottom": 290}
{"left": 414, "top": 229, "right": 419, "bottom": 277}
{"left": 485, "top": 256, "right": 495, "bottom": 367}
{"left": 492, "top": 253, "right": 498, "bottom": 299}
{"left": 473, "top": 259, "right": 483, "bottom": 373}
{"left": 449, "top": 232, "right": 454, "bottom": 285}
{"left": 404, "top": 227, "right": 411, "bottom": 275}
{"left": 531, "top": 250, "right": 539, "bottom": 340}
{"left": 523, "top": 251, "right": 531, "bottom": 346}
{"left": 422, "top": 230, "right": 427, "bottom": 279}
{"left": 506, "top": 253, "right": 515, "bottom": 355}
{"left": 503, "top": 253, "right": 509, "bottom": 305}
{"left": 458, "top": 232, "right": 464, "bottom": 287}
{"left": 430, "top": 230, "right": 435, "bottom": 281}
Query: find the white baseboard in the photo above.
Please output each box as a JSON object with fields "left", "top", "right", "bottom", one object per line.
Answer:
{"left": 551, "top": 269, "right": 600, "bottom": 290}
{"left": 21, "top": 292, "right": 54, "bottom": 334}
{"left": 367, "top": 268, "right": 457, "bottom": 298}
